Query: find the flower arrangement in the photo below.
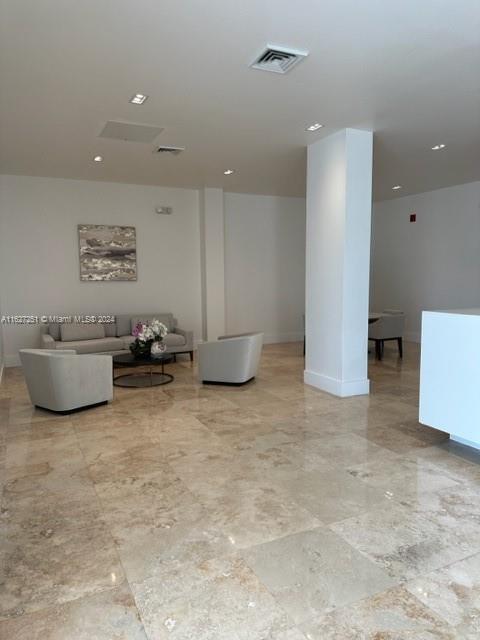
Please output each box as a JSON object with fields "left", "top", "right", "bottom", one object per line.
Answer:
{"left": 129, "top": 318, "right": 168, "bottom": 358}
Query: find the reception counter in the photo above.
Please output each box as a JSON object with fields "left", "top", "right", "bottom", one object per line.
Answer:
{"left": 420, "top": 308, "right": 480, "bottom": 450}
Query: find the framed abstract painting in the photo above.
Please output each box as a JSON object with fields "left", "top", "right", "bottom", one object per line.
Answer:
{"left": 78, "top": 224, "right": 137, "bottom": 281}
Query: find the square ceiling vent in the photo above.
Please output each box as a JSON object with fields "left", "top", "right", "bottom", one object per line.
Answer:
{"left": 250, "top": 45, "right": 308, "bottom": 74}
{"left": 98, "top": 121, "right": 164, "bottom": 143}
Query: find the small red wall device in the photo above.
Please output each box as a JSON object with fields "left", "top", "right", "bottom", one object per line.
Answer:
{"left": 410, "top": 213, "right": 416, "bottom": 222}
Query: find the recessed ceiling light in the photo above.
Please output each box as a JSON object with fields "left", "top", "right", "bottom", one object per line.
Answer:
{"left": 224, "top": 169, "right": 235, "bottom": 175}
{"left": 93, "top": 155, "right": 103, "bottom": 163}
{"left": 431, "top": 143, "right": 446, "bottom": 150}
{"left": 305, "top": 123, "right": 324, "bottom": 132}
{"left": 392, "top": 184, "right": 402, "bottom": 191}
{"left": 129, "top": 93, "right": 148, "bottom": 105}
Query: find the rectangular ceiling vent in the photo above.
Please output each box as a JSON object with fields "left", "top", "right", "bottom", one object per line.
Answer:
{"left": 154, "top": 145, "right": 185, "bottom": 156}
{"left": 99, "top": 121, "right": 163, "bottom": 143}
{"left": 250, "top": 45, "right": 308, "bottom": 74}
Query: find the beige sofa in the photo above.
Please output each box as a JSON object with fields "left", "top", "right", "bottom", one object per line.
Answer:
{"left": 40, "top": 313, "right": 194, "bottom": 360}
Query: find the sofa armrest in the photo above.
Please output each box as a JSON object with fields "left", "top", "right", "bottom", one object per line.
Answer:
{"left": 41, "top": 333, "right": 56, "bottom": 348}
{"left": 174, "top": 327, "right": 194, "bottom": 349}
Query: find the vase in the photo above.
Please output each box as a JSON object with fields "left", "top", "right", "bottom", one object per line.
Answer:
{"left": 150, "top": 340, "right": 167, "bottom": 358}
{"left": 130, "top": 339, "right": 152, "bottom": 359}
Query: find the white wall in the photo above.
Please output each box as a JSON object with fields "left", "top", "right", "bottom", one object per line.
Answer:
{"left": 371, "top": 181, "right": 480, "bottom": 341}
{"left": 0, "top": 175, "right": 307, "bottom": 365}
{"left": 0, "top": 175, "right": 202, "bottom": 365}
{"left": 224, "top": 192, "right": 306, "bottom": 343}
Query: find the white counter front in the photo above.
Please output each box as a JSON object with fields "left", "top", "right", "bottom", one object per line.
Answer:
{"left": 419, "top": 309, "right": 480, "bottom": 449}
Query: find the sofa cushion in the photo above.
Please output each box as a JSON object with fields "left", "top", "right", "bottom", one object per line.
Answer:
{"left": 48, "top": 323, "right": 61, "bottom": 340}
{"left": 122, "top": 333, "right": 186, "bottom": 350}
{"left": 60, "top": 323, "right": 105, "bottom": 342}
{"left": 122, "top": 335, "right": 135, "bottom": 349}
{"left": 131, "top": 314, "right": 174, "bottom": 333}
{"left": 57, "top": 337, "right": 123, "bottom": 354}
{"left": 104, "top": 322, "right": 117, "bottom": 337}
{"left": 164, "top": 333, "right": 186, "bottom": 347}
{"left": 115, "top": 315, "right": 131, "bottom": 337}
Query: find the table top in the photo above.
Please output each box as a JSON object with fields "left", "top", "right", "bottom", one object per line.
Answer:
{"left": 113, "top": 352, "right": 173, "bottom": 367}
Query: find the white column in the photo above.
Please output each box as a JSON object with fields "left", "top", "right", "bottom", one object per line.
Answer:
{"left": 199, "top": 187, "right": 226, "bottom": 341}
{"left": 304, "top": 128, "right": 373, "bottom": 397}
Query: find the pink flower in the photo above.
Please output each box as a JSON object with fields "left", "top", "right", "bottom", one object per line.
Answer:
{"left": 132, "top": 322, "right": 143, "bottom": 338}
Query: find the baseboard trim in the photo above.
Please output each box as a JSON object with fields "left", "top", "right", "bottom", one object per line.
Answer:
{"left": 304, "top": 369, "right": 370, "bottom": 397}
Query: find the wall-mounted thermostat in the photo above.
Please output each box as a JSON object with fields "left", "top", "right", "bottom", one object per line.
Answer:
{"left": 155, "top": 207, "right": 173, "bottom": 215}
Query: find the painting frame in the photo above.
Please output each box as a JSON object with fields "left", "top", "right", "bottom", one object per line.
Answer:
{"left": 78, "top": 224, "right": 137, "bottom": 282}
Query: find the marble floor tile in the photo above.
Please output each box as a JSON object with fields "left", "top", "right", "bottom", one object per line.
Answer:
{"left": 131, "top": 556, "right": 294, "bottom": 640}
{"left": 172, "top": 395, "right": 239, "bottom": 415}
{"left": 347, "top": 455, "right": 462, "bottom": 508}
{"left": 168, "top": 445, "right": 262, "bottom": 495}
{"left": 75, "top": 430, "right": 159, "bottom": 465}
{"left": 227, "top": 431, "right": 337, "bottom": 478}
{"left": 0, "top": 584, "right": 148, "bottom": 639}
{"left": 242, "top": 527, "right": 396, "bottom": 625}
{"left": 1, "top": 490, "right": 104, "bottom": 538}
{"left": 0, "top": 521, "right": 124, "bottom": 619}
{"left": 86, "top": 442, "right": 169, "bottom": 484}
{"left": 288, "top": 431, "right": 395, "bottom": 469}
{"left": 115, "top": 506, "right": 233, "bottom": 583}
{"left": 393, "top": 419, "right": 449, "bottom": 446}
{"left": 280, "top": 468, "right": 390, "bottom": 524}
{"left": 3, "top": 459, "right": 93, "bottom": 505}
{"left": 300, "top": 586, "right": 456, "bottom": 639}
{"left": 1, "top": 342, "right": 479, "bottom": 638}
{"left": 147, "top": 418, "right": 226, "bottom": 461}
{"left": 71, "top": 410, "right": 141, "bottom": 433}
{"left": 5, "top": 431, "right": 84, "bottom": 471}
{"left": 5, "top": 418, "right": 74, "bottom": 441}
{"left": 359, "top": 422, "right": 438, "bottom": 454}
{"left": 7, "top": 402, "right": 64, "bottom": 426}
{"left": 404, "top": 482, "right": 480, "bottom": 538}
{"left": 408, "top": 443, "right": 480, "bottom": 484}
{"left": 406, "top": 552, "right": 480, "bottom": 637}
{"left": 195, "top": 407, "right": 277, "bottom": 448}
{"left": 94, "top": 465, "right": 233, "bottom": 582}
{"left": 193, "top": 480, "right": 323, "bottom": 550}
{"left": 331, "top": 501, "right": 480, "bottom": 581}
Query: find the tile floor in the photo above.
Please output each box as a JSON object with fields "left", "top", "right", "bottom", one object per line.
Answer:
{"left": 1, "top": 342, "right": 480, "bottom": 639}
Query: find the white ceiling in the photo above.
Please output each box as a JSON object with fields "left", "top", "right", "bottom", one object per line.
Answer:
{"left": 0, "top": 0, "right": 479, "bottom": 201}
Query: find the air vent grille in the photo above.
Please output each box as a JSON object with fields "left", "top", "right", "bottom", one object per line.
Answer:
{"left": 250, "top": 45, "right": 308, "bottom": 74}
{"left": 154, "top": 145, "right": 185, "bottom": 155}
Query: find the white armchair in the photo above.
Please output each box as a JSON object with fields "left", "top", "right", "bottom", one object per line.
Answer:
{"left": 19, "top": 349, "right": 113, "bottom": 413}
{"left": 368, "top": 312, "right": 405, "bottom": 360}
{"left": 198, "top": 333, "right": 264, "bottom": 385}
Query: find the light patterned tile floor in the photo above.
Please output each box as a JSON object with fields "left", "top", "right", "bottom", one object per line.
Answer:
{"left": 1, "top": 342, "right": 480, "bottom": 638}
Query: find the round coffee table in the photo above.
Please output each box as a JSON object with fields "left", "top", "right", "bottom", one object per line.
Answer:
{"left": 112, "top": 353, "right": 174, "bottom": 387}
